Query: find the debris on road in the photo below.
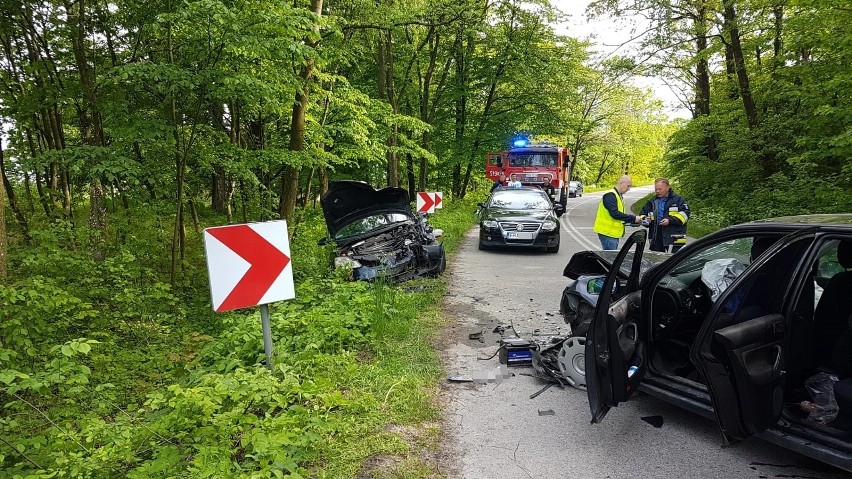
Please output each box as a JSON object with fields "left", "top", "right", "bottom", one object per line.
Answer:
{"left": 641, "top": 415, "right": 664, "bottom": 428}
{"left": 529, "top": 383, "right": 555, "bottom": 399}
{"left": 447, "top": 365, "right": 512, "bottom": 384}
{"left": 538, "top": 409, "right": 555, "bottom": 416}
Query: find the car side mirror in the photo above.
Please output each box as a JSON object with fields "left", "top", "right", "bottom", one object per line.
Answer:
{"left": 317, "top": 237, "right": 329, "bottom": 246}
{"left": 478, "top": 202, "right": 486, "bottom": 208}
{"left": 555, "top": 204, "right": 565, "bottom": 217}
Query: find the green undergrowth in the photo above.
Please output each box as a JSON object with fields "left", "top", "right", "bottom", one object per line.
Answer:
{"left": 0, "top": 194, "right": 481, "bottom": 478}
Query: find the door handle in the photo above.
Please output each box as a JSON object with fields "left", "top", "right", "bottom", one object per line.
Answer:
{"left": 771, "top": 344, "right": 782, "bottom": 371}
{"left": 623, "top": 322, "right": 637, "bottom": 342}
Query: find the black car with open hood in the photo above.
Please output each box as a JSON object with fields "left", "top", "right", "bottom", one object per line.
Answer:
{"left": 319, "top": 181, "right": 446, "bottom": 282}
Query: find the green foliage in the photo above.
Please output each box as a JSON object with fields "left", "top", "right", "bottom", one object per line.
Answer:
{"left": 0, "top": 196, "right": 473, "bottom": 477}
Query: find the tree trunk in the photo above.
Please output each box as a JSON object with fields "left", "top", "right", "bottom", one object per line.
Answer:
{"left": 23, "top": 172, "right": 34, "bottom": 214}
{"left": 383, "top": 31, "right": 399, "bottom": 188}
{"left": 281, "top": 0, "right": 322, "bottom": 227}
{"left": 212, "top": 165, "right": 232, "bottom": 213}
{"left": 722, "top": 0, "right": 759, "bottom": 130}
{"left": 65, "top": 0, "right": 108, "bottom": 259}
{"left": 406, "top": 152, "right": 415, "bottom": 198}
{"left": 1, "top": 143, "right": 32, "bottom": 245}
{"left": 773, "top": 4, "right": 783, "bottom": 62}
{"left": 694, "top": 1, "right": 718, "bottom": 162}
{"left": 188, "top": 198, "right": 201, "bottom": 234}
{"left": 0, "top": 165, "right": 5, "bottom": 282}
{"left": 452, "top": 29, "right": 467, "bottom": 198}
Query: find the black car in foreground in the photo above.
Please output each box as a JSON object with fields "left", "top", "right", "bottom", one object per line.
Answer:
{"left": 477, "top": 187, "right": 563, "bottom": 253}
{"left": 565, "top": 215, "right": 852, "bottom": 473}
{"left": 319, "top": 181, "right": 446, "bottom": 282}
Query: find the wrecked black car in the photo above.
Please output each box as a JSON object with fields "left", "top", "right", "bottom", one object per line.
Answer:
{"left": 319, "top": 181, "right": 446, "bottom": 282}
{"left": 564, "top": 215, "right": 852, "bottom": 473}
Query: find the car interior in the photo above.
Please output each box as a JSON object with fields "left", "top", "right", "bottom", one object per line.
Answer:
{"left": 645, "top": 234, "right": 852, "bottom": 439}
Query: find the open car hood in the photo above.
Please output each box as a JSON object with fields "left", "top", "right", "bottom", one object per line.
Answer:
{"left": 562, "top": 250, "right": 670, "bottom": 281}
{"left": 320, "top": 181, "right": 413, "bottom": 239}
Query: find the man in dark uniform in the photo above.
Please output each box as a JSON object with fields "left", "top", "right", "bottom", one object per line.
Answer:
{"left": 640, "top": 178, "right": 690, "bottom": 253}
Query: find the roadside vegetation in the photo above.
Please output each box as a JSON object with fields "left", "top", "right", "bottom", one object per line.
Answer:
{"left": 1, "top": 194, "right": 478, "bottom": 478}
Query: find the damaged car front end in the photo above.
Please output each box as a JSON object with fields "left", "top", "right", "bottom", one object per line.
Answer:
{"left": 320, "top": 181, "right": 446, "bottom": 282}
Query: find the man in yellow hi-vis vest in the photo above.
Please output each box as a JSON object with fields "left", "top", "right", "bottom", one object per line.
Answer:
{"left": 593, "top": 175, "right": 641, "bottom": 250}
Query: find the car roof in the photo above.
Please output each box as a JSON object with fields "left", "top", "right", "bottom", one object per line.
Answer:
{"left": 753, "top": 214, "right": 852, "bottom": 226}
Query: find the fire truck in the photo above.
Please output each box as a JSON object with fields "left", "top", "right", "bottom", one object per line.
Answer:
{"left": 486, "top": 138, "right": 573, "bottom": 207}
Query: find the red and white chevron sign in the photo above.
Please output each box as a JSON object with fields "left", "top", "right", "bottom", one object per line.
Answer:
{"left": 203, "top": 220, "right": 294, "bottom": 312}
{"left": 417, "top": 192, "right": 443, "bottom": 213}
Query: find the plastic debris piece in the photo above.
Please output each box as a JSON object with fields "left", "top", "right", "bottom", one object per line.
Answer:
{"left": 538, "top": 409, "right": 555, "bottom": 416}
{"left": 529, "top": 383, "right": 554, "bottom": 399}
{"left": 447, "top": 376, "right": 473, "bottom": 383}
{"left": 641, "top": 415, "right": 664, "bottom": 428}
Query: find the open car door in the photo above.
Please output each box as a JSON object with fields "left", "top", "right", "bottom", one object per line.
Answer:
{"left": 585, "top": 230, "right": 648, "bottom": 423}
{"left": 689, "top": 230, "right": 816, "bottom": 443}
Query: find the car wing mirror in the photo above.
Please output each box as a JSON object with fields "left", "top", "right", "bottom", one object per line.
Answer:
{"left": 317, "top": 237, "right": 329, "bottom": 246}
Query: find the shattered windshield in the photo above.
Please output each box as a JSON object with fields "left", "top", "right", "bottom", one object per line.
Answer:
{"left": 335, "top": 213, "right": 411, "bottom": 239}
{"left": 489, "top": 191, "right": 552, "bottom": 210}
{"left": 508, "top": 153, "right": 558, "bottom": 167}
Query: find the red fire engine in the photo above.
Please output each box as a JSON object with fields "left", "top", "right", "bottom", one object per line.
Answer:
{"left": 486, "top": 138, "right": 573, "bottom": 207}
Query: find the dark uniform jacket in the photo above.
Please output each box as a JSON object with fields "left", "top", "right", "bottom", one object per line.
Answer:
{"left": 640, "top": 189, "right": 690, "bottom": 250}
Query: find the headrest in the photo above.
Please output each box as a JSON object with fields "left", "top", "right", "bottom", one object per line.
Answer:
{"left": 839, "top": 240, "right": 852, "bottom": 269}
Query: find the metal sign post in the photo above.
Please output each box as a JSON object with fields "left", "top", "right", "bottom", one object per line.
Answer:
{"left": 259, "top": 304, "right": 274, "bottom": 370}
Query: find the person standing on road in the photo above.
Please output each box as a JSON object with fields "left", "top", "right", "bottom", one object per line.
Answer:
{"left": 490, "top": 171, "right": 506, "bottom": 193}
{"left": 593, "top": 175, "right": 641, "bottom": 250}
{"left": 507, "top": 174, "right": 522, "bottom": 188}
{"left": 640, "top": 177, "right": 690, "bottom": 253}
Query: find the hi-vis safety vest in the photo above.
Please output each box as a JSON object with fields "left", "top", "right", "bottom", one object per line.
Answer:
{"left": 593, "top": 189, "right": 625, "bottom": 238}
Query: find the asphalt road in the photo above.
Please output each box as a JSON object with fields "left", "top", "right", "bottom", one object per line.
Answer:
{"left": 437, "top": 186, "right": 848, "bottom": 479}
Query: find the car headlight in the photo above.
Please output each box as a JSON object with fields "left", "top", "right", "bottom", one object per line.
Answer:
{"left": 541, "top": 220, "right": 558, "bottom": 232}
{"left": 334, "top": 256, "right": 362, "bottom": 269}
{"left": 482, "top": 219, "right": 498, "bottom": 229}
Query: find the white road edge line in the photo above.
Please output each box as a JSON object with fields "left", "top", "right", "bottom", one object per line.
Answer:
{"left": 560, "top": 196, "right": 599, "bottom": 251}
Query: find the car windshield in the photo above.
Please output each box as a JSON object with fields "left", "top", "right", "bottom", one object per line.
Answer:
{"left": 335, "top": 212, "right": 411, "bottom": 239}
{"left": 508, "top": 153, "right": 558, "bottom": 167}
{"left": 569, "top": 181, "right": 580, "bottom": 187}
{"left": 489, "top": 191, "right": 552, "bottom": 210}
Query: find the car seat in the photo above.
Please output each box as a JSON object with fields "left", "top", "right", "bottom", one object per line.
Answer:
{"left": 813, "top": 241, "right": 852, "bottom": 370}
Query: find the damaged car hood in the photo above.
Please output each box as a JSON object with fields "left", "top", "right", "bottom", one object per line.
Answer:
{"left": 562, "top": 250, "right": 671, "bottom": 281}
{"left": 320, "top": 181, "right": 413, "bottom": 240}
